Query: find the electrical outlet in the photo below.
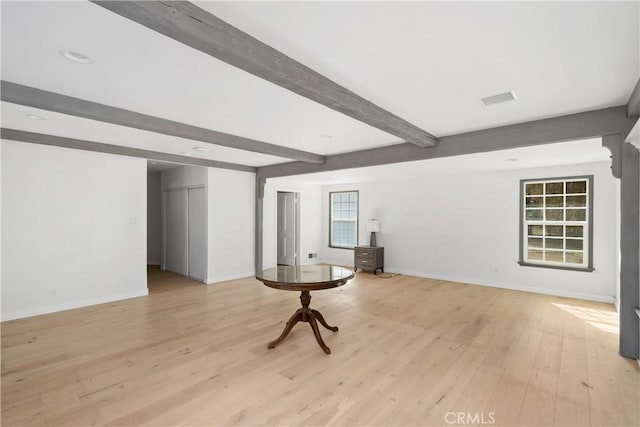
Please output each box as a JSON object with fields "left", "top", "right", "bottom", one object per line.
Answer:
{"left": 49, "top": 288, "right": 57, "bottom": 297}
{"left": 313, "top": 253, "right": 318, "bottom": 258}
{"left": 308, "top": 253, "right": 313, "bottom": 259}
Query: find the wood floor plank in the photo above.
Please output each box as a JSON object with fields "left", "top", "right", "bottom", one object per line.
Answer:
{"left": 481, "top": 294, "right": 541, "bottom": 425}
{"left": 517, "top": 367, "right": 559, "bottom": 426}
{"left": 554, "top": 314, "right": 590, "bottom": 426}
{"left": 1, "top": 267, "right": 638, "bottom": 426}
{"left": 583, "top": 303, "right": 631, "bottom": 427}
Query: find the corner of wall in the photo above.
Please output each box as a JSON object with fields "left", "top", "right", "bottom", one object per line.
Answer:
{"left": 206, "top": 271, "right": 255, "bottom": 285}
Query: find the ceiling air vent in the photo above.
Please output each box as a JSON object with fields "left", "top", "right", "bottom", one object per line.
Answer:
{"left": 480, "top": 91, "right": 517, "bottom": 106}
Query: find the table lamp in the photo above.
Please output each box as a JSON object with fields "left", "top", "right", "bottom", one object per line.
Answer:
{"left": 367, "top": 219, "right": 380, "bottom": 247}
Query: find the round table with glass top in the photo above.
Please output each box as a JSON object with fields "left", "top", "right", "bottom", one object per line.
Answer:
{"left": 255, "top": 265, "right": 354, "bottom": 354}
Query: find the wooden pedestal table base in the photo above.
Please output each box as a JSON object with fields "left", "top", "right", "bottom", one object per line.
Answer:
{"left": 268, "top": 290, "right": 338, "bottom": 354}
{"left": 255, "top": 265, "right": 354, "bottom": 355}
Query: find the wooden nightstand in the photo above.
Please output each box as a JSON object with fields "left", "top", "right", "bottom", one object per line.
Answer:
{"left": 354, "top": 246, "right": 384, "bottom": 275}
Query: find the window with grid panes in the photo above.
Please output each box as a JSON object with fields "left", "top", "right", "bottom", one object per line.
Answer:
{"left": 520, "top": 176, "right": 593, "bottom": 271}
{"left": 329, "top": 191, "right": 359, "bottom": 248}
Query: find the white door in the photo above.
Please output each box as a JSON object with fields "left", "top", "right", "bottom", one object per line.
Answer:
{"left": 277, "top": 192, "right": 298, "bottom": 265}
{"left": 165, "top": 189, "right": 188, "bottom": 276}
{"left": 188, "top": 187, "right": 206, "bottom": 281}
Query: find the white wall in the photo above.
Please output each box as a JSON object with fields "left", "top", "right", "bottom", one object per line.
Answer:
{"left": 0, "top": 142, "right": 3, "bottom": 311}
{"left": 1, "top": 141, "right": 148, "bottom": 320}
{"left": 161, "top": 165, "right": 207, "bottom": 190}
{"left": 615, "top": 178, "right": 621, "bottom": 311}
{"left": 263, "top": 179, "right": 323, "bottom": 269}
{"left": 147, "top": 171, "right": 161, "bottom": 265}
{"left": 320, "top": 161, "right": 618, "bottom": 302}
{"left": 207, "top": 168, "right": 255, "bottom": 282}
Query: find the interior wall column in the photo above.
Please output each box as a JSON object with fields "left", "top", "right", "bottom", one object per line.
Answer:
{"left": 255, "top": 176, "right": 266, "bottom": 273}
{"left": 603, "top": 134, "right": 640, "bottom": 360}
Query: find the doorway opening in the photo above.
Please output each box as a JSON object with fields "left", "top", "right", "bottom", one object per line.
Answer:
{"left": 147, "top": 161, "right": 207, "bottom": 291}
{"left": 277, "top": 191, "right": 300, "bottom": 266}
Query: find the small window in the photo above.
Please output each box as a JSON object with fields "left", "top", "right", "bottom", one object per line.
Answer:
{"left": 520, "top": 176, "right": 593, "bottom": 271}
{"left": 329, "top": 191, "right": 359, "bottom": 248}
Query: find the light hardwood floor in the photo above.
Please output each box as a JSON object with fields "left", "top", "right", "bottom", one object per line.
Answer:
{"left": 2, "top": 268, "right": 638, "bottom": 426}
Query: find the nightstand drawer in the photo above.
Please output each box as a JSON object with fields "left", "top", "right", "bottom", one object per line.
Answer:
{"left": 354, "top": 248, "right": 375, "bottom": 259}
{"left": 355, "top": 256, "right": 375, "bottom": 266}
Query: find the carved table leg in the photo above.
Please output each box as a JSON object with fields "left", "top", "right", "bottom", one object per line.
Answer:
{"left": 308, "top": 315, "right": 331, "bottom": 354}
{"left": 268, "top": 290, "right": 339, "bottom": 354}
{"left": 311, "top": 309, "right": 339, "bottom": 332}
{"left": 268, "top": 309, "right": 302, "bottom": 349}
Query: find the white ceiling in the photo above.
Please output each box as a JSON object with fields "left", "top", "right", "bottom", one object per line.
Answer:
{"left": 1, "top": 1, "right": 638, "bottom": 169}
{"left": 203, "top": 1, "right": 639, "bottom": 135}
{"left": 272, "top": 138, "right": 610, "bottom": 185}
{"left": 0, "top": 0, "right": 399, "bottom": 160}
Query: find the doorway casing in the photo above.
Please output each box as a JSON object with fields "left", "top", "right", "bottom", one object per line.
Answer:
{"left": 276, "top": 189, "right": 300, "bottom": 266}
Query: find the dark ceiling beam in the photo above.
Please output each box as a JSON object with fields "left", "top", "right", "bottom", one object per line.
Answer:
{"left": 258, "top": 106, "right": 636, "bottom": 179}
{"left": 1, "top": 128, "right": 257, "bottom": 173}
{"left": 1, "top": 81, "right": 325, "bottom": 164}
{"left": 92, "top": 0, "right": 437, "bottom": 148}
{"left": 627, "top": 78, "right": 640, "bottom": 118}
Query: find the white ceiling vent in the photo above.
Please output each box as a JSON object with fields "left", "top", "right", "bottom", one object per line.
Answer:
{"left": 480, "top": 91, "right": 517, "bottom": 106}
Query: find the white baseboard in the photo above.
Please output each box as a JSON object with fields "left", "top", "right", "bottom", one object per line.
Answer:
{"left": 2, "top": 289, "right": 149, "bottom": 322}
{"left": 316, "top": 258, "right": 351, "bottom": 268}
{"left": 374, "top": 267, "right": 615, "bottom": 304}
{"left": 299, "top": 259, "right": 324, "bottom": 266}
{"left": 206, "top": 271, "right": 255, "bottom": 284}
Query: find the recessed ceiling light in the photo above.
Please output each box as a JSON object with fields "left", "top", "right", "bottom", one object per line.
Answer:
{"left": 505, "top": 158, "right": 519, "bottom": 162}
{"left": 26, "top": 114, "right": 46, "bottom": 120}
{"left": 60, "top": 50, "right": 93, "bottom": 64}
{"left": 320, "top": 133, "right": 333, "bottom": 139}
{"left": 192, "top": 146, "right": 209, "bottom": 152}
{"left": 480, "top": 91, "right": 517, "bottom": 107}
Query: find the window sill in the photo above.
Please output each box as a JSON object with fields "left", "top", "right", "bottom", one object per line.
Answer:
{"left": 518, "top": 261, "right": 594, "bottom": 273}
{"left": 328, "top": 245, "right": 355, "bottom": 250}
